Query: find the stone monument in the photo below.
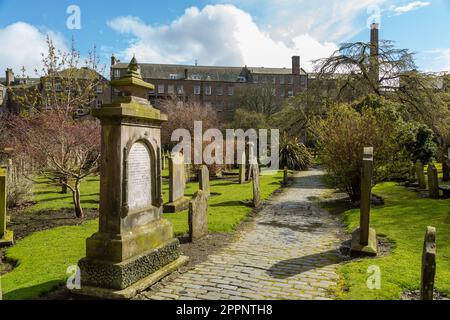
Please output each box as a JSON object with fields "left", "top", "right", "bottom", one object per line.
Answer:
{"left": 427, "top": 164, "right": 440, "bottom": 199}
{"left": 0, "top": 165, "right": 13, "bottom": 247}
{"left": 76, "top": 57, "right": 188, "bottom": 299}
{"left": 199, "top": 165, "right": 210, "bottom": 197}
{"left": 252, "top": 163, "right": 261, "bottom": 207}
{"left": 421, "top": 226, "right": 436, "bottom": 300}
{"left": 188, "top": 190, "right": 208, "bottom": 242}
{"left": 351, "top": 147, "right": 377, "bottom": 256}
{"left": 416, "top": 161, "right": 426, "bottom": 189}
{"left": 163, "top": 152, "right": 190, "bottom": 213}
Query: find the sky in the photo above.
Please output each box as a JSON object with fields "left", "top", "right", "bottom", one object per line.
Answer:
{"left": 0, "top": 0, "right": 449, "bottom": 77}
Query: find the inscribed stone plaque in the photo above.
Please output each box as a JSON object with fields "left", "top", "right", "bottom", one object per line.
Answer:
{"left": 128, "top": 142, "right": 152, "bottom": 210}
{"left": 169, "top": 152, "right": 185, "bottom": 202}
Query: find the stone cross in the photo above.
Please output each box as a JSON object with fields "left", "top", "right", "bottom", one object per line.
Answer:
{"left": 421, "top": 226, "right": 436, "bottom": 300}
{"left": 427, "top": 164, "right": 439, "bottom": 199}
{"left": 416, "top": 161, "right": 426, "bottom": 189}
{"left": 252, "top": 163, "right": 261, "bottom": 207}
{"left": 350, "top": 147, "right": 377, "bottom": 256}
{"left": 188, "top": 190, "right": 209, "bottom": 242}
{"left": 199, "top": 165, "right": 210, "bottom": 197}
{"left": 76, "top": 57, "right": 188, "bottom": 299}
{"left": 164, "top": 152, "right": 190, "bottom": 213}
{"left": 239, "top": 151, "right": 246, "bottom": 184}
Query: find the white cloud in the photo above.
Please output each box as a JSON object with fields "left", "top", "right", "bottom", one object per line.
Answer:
{"left": 216, "top": 0, "right": 387, "bottom": 43}
{"left": 108, "top": 4, "right": 338, "bottom": 71}
{"left": 0, "top": 22, "right": 67, "bottom": 77}
{"left": 429, "top": 48, "right": 450, "bottom": 72}
{"left": 390, "top": 1, "right": 431, "bottom": 16}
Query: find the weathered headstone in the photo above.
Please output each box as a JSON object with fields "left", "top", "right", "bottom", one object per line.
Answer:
{"left": 283, "top": 168, "right": 288, "bottom": 186}
{"left": 416, "top": 161, "right": 426, "bottom": 189}
{"left": 351, "top": 147, "right": 377, "bottom": 256}
{"left": 238, "top": 151, "right": 246, "bottom": 184}
{"left": 427, "top": 164, "right": 440, "bottom": 199}
{"left": 199, "top": 165, "right": 210, "bottom": 197}
{"left": 161, "top": 152, "right": 167, "bottom": 171}
{"left": 252, "top": 163, "right": 261, "bottom": 207}
{"left": 443, "top": 160, "right": 449, "bottom": 182}
{"left": 0, "top": 165, "right": 13, "bottom": 247}
{"left": 163, "top": 152, "right": 190, "bottom": 213}
{"left": 421, "top": 226, "right": 436, "bottom": 300}
{"left": 188, "top": 190, "right": 208, "bottom": 242}
{"left": 75, "top": 57, "right": 188, "bottom": 299}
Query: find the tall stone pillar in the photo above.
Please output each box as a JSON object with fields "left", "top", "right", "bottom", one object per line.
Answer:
{"left": 0, "top": 165, "right": 13, "bottom": 247}
{"left": 351, "top": 147, "right": 377, "bottom": 256}
{"left": 76, "top": 57, "right": 188, "bottom": 299}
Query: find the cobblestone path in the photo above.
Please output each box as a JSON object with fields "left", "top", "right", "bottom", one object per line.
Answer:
{"left": 139, "top": 169, "right": 344, "bottom": 300}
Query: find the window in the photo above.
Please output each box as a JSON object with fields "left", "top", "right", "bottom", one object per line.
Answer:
{"left": 216, "top": 86, "right": 223, "bottom": 96}
{"left": 237, "top": 76, "right": 246, "bottom": 83}
{"left": 280, "top": 77, "right": 285, "bottom": 85}
{"left": 177, "top": 85, "right": 184, "bottom": 95}
{"left": 272, "top": 76, "right": 276, "bottom": 84}
{"left": 228, "top": 86, "right": 235, "bottom": 96}
{"left": 194, "top": 85, "right": 201, "bottom": 95}
{"left": 192, "top": 74, "right": 201, "bottom": 81}
{"left": 288, "top": 89, "right": 294, "bottom": 97}
{"left": 114, "top": 69, "right": 121, "bottom": 79}
{"left": 280, "top": 87, "right": 285, "bottom": 97}
{"left": 205, "top": 86, "right": 212, "bottom": 96}
{"left": 288, "top": 76, "right": 293, "bottom": 84}
{"left": 96, "top": 84, "right": 103, "bottom": 94}
{"left": 253, "top": 76, "right": 259, "bottom": 83}
{"left": 168, "top": 85, "right": 175, "bottom": 94}
{"left": 96, "top": 100, "right": 103, "bottom": 108}
{"left": 55, "top": 83, "right": 62, "bottom": 92}
{"left": 216, "top": 101, "right": 224, "bottom": 112}
{"left": 157, "top": 84, "right": 165, "bottom": 94}
{"left": 169, "top": 74, "right": 178, "bottom": 80}
{"left": 300, "top": 76, "right": 306, "bottom": 86}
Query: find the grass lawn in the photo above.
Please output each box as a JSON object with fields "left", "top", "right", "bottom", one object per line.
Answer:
{"left": 337, "top": 167, "right": 450, "bottom": 299}
{"left": 1, "top": 170, "right": 284, "bottom": 300}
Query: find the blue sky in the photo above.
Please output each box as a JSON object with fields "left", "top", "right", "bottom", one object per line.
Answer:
{"left": 0, "top": 0, "right": 449, "bottom": 76}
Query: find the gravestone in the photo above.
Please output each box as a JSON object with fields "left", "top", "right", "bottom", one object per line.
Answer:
{"left": 199, "top": 165, "right": 210, "bottom": 197}
{"left": 238, "top": 151, "right": 246, "bottom": 184}
{"left": 252, "top": 163, "right": 261, "bottom": 207}
{"left": 421, "top": 226, "right": 436, "bottom": 300}
{"left": 163, "top": 152, "right": 190, "bottom": 213}
{"left": 188, "top": 190, "right": 208, "bottom": 242}
{"left": 351, "top": 147, "right": 377, "bottom": 256}
{"left": 75, "top": 57, "right": 188, "bottom": 299}
{"left": 161, "top": 152, "right": 167, "bottom": 171}
{"left": 0, "top": 165, "right": 13, "bottom": 247}
{"left": 427, "top": 164, "right": 440, "bottom": 199}
{"left": 416, "top": 161, "right": 426, "bottom": 189}
{"left": 443, "top": 160, "right": 449, "bottom": 182}
{"left": 283, "top": 168, "right": 288, "bottom": 186}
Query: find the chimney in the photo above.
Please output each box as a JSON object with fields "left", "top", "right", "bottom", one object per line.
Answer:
{"left": 292, "top": 56, "right": 300, "bottom": 75}
{"left": 370, "top": 23, "right": 379, "bottom": 57}
{"left": 184, "top": 68, "right": 188, "bottom": 80}
{"left": 111, "top": 54, "right": 117, "bottom": 66}
{"left": 370, "top": 23, "right": 380, "bottom": 88}
{"left": 5, "top": 68, "right": 14, "bottom": 86}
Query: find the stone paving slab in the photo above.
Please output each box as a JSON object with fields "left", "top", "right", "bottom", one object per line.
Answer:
{"left": 137, "top": 169, "right": 344, "bottom": 300}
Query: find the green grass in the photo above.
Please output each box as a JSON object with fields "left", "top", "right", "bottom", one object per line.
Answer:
{"left": 337, "top": 182, "right": 450, "bottom": 300}
{"left": 1, "top": 171, "right": 284, "bottom": 300}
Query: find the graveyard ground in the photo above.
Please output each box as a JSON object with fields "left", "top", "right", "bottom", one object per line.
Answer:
{"left": 0, "top": 170, "right": 284, "bottom": 300}
{"left": 327, "top": 164, "right": 450, "bottom": 300}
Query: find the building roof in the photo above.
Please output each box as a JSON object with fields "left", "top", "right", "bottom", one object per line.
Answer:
{"left": 112, "top": 62, "right": 307, "bottom": 82}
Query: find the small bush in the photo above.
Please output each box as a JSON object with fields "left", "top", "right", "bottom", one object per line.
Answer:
{"left": 7, "top": 174, "right": 33, "bottom": 208}
{"left": 279, "top": 132, "right": 313, "bottom": 171}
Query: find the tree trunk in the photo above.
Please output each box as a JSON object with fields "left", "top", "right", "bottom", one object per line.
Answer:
{"left": 60, "top": 175, "right": 72, "bottom": 194}
{"left": 443, "top": 160, "right": 450, "bottom": 182}
{"left": 72, "top": 181, "right": 84, "bottom": 218}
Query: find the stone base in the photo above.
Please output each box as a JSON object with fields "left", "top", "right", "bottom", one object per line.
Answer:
{"left": 350, "top": 227, "right": 378, "bottom": 257}
{"left": 0, "top": 230, "right": 14, "bottom": 248}
{"left": 78, "top": 238, "right": 182, "bottom": 291}
{"left": 163, "top": 197, "right": 190, "bottom": 213}
{"left": 74, "top": 255, "right": 189, "bottom": 300}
